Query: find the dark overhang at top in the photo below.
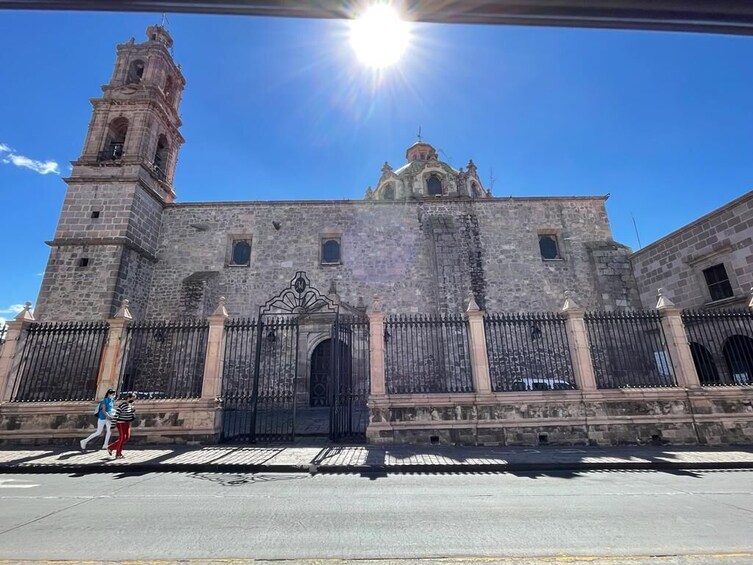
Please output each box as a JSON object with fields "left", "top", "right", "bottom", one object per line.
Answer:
{"left": 2, "top": 0, "right": 753, "bottom": 36}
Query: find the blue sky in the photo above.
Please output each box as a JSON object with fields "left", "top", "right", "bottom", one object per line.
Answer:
{"left": 1, "top": 9, "right": 753, "bottom": 321}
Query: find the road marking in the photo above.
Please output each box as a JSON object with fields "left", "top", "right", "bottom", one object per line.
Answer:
{"left": 0, "top": 478, "right": 39, "bottom": 489}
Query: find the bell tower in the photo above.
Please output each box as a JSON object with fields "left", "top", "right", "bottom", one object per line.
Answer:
{"left": 35, "top": 26, "right": 185, "bottom": 321}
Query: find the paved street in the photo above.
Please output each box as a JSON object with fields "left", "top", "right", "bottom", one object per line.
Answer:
{"left": 0, "top": 469, "right": 752, "bottom": 564}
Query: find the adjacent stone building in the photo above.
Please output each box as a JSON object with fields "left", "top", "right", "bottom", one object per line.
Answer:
{"left": 631, "top": 191, "right": 753, "bottom": 310}
{"left": 34, "top": 26, "right": 641, "bottom": 323}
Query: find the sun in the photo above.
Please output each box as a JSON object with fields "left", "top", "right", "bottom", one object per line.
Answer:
{"left": 349, "top": 4, "right": 411, "bottom": 69}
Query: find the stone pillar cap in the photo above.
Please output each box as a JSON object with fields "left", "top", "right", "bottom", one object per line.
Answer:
{"left": 466, "top": 293, "right": 481, "bottom": 313}
{"left": 561, "top": 291, "right": 581, "bottom": 312}
{"left": 212, "top": 296, "right": 229, "bottom": 318}
{"left": 113, "top": 299, "right": 133, "bottom": 320}
{"left": 655, "top": 287, "right": 676, "bottom": 310}
{"left": 367, "top": 295, "right": 382, "bottom": 315}
{"left": 14, "top": 301, "right": 35, "bottom": 322}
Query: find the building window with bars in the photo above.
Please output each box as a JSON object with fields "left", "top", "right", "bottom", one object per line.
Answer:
{"left": 538, "top": 234, "right": 561, "bottom": 260}
{"left": 703, "top": 263, "right": 734, "bottom": 301}
{"left": 229, "top": 239, "right": 251, "bottom": 266}
{"left": 321, "top": 238, "right": 341, "bottom": 265}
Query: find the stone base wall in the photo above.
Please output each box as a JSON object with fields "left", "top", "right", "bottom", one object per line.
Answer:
{"left": 0, "top": 399, "right": 220, "bottom": 446}
{"left": 367, "top": 388, "right": 753, "bottom": 446}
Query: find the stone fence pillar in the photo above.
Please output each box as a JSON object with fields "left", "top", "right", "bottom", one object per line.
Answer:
{"left": 201, "top": 297, "right": 229, "bottom": 400}
{"left": 561, "top": 292, "right": 597, "bottom": 391}
{"left": 95, "top": 300, "right": 132, "bottom": 399}
{"left": 0, "top": 302, "right": 36, "bottom": 402}
{"left": 465, "top": 295, "right": 492, "bottom": 395}
{"left": 367, "top": 299, "right": 386, "bottom": 397}
{"left": 656, "top": 288, "right": 701, "bottom": 389}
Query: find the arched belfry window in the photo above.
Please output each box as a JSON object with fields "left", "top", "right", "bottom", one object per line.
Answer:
{"left": 427, "top": 174, "right": 442, "bottom": 196}
{"left": 126, "top": 60, "right": 145, "bottom": 84}
{"left": 153, "top": 134, "right": 169, "bottom": 179}
{"left": 382, "top": 184, "right": 395, "bottom": 200}
{"left": 100, "top": 117, "right": 128, "bottom": 161}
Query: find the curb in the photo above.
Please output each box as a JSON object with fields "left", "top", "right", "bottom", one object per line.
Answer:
{"left": 2, "top": 460, "right": 753, "bottom": 475}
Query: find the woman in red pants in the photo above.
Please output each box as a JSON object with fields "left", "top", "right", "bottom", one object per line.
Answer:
{"left": 108, "top": 393, "right": 136, "bottom": 459}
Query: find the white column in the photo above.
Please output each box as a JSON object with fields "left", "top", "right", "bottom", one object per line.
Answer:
{"left": 201, "top": 297, "right": 229, "bottom": 400}
{"left": 465, "top": 295, "right": 492, "bottom": 394}
{"left": 561, "top": 292, "right": 597, "bottom": 391}
{"left": 367, "top": 300, "right": 386, "bottom": 397}
{"left": 0, "top": 302, "right": 37, "bottom": 402}
{"left": 656, "top": 288, "right": 701, "bottom": 389}
{"left": 95, "top": 299, "right": 133, "bottom": 398}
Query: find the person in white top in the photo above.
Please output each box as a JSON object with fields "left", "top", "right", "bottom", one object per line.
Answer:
{"left": 80, "top": 389, "right": 116, "bottom": 451}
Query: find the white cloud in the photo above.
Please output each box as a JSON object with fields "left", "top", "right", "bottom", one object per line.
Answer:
{"left": 0, "top": 141, "right": 60, "bottom": 175}
{"left": 0, "top": 304, "right": 25, "bottom": 316}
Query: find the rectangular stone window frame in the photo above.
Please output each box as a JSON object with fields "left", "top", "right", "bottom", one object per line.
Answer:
{"left": 320, "top": 233, "right": 342, "bottom": 266}
{"left": 537, "top": 228, "right": 565, "bottom": 261}
{"left": 701, "top": 262, "right": 735, "bottom": 303}
{"left": 690, "top": 248, "right": 741, "bottom": 305}
{"left": 225, "top": 234, "right": 253, "bottom": 268}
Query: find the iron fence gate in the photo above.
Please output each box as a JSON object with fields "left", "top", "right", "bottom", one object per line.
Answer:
{"left": 330, "top": 316, "right": 370, "bottom": 441}
{"left": 220, "top": 271, "right": 342, "bottom": 443}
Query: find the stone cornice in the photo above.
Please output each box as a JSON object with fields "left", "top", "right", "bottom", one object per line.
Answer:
{"left": 45, "top": 236, "right": 158, "bottom": 262}
{"left": 166, "top": 195, "right": 610, "bottom": 208}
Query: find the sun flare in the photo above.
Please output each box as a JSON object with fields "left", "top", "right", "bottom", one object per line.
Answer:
{"left": 349, "top": 4, "right": 410, "bottom": 69}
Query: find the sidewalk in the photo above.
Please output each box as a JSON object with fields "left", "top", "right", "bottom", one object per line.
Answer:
{"left": 2, "top": 443, "right": 753, "bottom": 474}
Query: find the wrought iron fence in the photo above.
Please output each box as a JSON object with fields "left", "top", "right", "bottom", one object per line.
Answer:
{"left": 384, "top": 314, "right": 473, "bottom": 394}
{"left": 10, "top": 322, "right": 109, "bottom": 402}
{"left": 681, "top": 309, "right": 753, "bottom": 386}
{"left": 331, "top": 316, "right": 370, "bottom": 441}
{"left": 220, "top": 316, "right": 299, "bottom": 442}
{"left": 252, "top": 316, "right": 299, "bottom": 442}
{"left": 222, "top": 318, "right": 258, "bottom": 399}
{"left": 120, "top": 320, "right": 208, "bottom": 399}
{"left": 585, "top": 311, "right": 676, "bottom": 388}
{"left": 485, "top": 312, "right": 576, "bottom": 392}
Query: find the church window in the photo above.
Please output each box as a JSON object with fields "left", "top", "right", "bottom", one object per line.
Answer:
{"left": 126, "top": 60, "right": 145, "bottom": 84}
{"left": 78, "top": 258, "right": 90, "bottom": 267}
{"left": 382, "top": 184, "right": 395, "bottom": 200}
{"left": 153, "top": 135, "right": 169, "bottom": 179}
{"left": 427, "top": 174, "right": 442, "bottom": 196}
{"left": 230, "top": 240, "right": 251, "bottom": 266}
{"left": 703, "top": 264, "right": 733, "bottom": 301}
{"left": 539, "top": 235, "right": 561, "bottom": 260}
{"left": 321, "top": 238, "right": 341, "bottom": 265}
{"left": 164, "top": 76, "right": 176, "bottom": 105}
{"left": 100, "top": 117, "right": 128, "bottom": 161}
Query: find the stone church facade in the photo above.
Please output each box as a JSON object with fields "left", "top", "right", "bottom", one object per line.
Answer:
{"left": 5, "top": 25, "right": 752, "bottom": 448}
{"left": 34, "top": 26, "right": 640, "bottom": 323}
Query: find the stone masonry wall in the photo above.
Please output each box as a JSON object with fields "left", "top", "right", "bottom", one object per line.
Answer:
{"left": 35, "top": 179, "right": 164, "bottom": 321}
{"left": 144, "top": 197, "right": 639, "bottom": 319}
{"left": 631, "top": 191, "right": 753, "bottom": 309}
